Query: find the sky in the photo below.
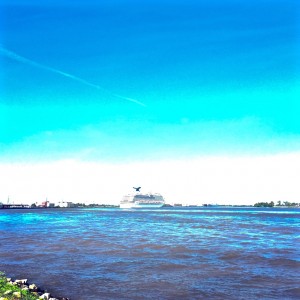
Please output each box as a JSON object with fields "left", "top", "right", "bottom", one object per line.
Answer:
{"left": 0, "top": 0, "right": 299, "bottom": 205}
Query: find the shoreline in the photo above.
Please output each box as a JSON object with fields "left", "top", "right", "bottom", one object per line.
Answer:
{"left": 0, "top": 272, "right": 69, "bottom": 300}
{"left": 1, "top": 205, "right": 299, "bottom": 210}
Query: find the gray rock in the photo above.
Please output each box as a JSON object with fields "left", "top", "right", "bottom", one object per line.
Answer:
{"left": 12, "top": 291, "right": 21, "bottom": 298}
{"left": 15, "top": 279, "right": 28, "bottom": 285}
{"left": 39, "top": 292, "right": 51, "bottom": 300}
{"left": 29, "top": 283, "right": 38, "bottom": 290}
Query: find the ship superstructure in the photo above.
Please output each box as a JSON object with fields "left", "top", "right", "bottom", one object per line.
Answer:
{"left": 120, "top": 187, "right": 165, "bottom": 208}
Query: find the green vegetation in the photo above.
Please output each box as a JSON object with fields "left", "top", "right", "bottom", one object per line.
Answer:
{"left": 0, "top": 272, "right": 38, "bottom": 300}
{"left": 254, "top": 201, "right": 299, "bottom": 207}
{"left": 275, "top": 200, "right": 299, "bottom": 207}
{"left": 254, "top": 201, "right": 275, "bottom": 207}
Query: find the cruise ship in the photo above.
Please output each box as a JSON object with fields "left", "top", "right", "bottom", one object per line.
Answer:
{"left": 120, "top": 187, "right": 165, "bottom": 209}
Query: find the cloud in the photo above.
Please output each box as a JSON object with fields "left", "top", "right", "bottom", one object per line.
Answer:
{"left": 1, "top": 152, "right": 300, "bottom": 205}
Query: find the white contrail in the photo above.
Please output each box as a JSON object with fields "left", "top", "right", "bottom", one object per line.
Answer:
{"left": 0, "top": 46, "right": 146, "bottom": 107}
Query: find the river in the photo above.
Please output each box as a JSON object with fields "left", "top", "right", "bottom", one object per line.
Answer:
{"left": 0, "top": 207, "right": 299, "bottom": 299}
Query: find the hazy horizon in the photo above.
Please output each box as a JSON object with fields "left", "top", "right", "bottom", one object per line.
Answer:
{"left": 1, "top": 0, "right": 299, "bottom": 205}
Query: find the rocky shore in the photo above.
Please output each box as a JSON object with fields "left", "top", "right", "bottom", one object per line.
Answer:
{"left": 0, "top": 273, "right": 69, "bottom": 300}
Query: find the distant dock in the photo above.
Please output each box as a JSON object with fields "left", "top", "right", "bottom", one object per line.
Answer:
{"left": 0, "top": 204, "right": 30, "bottom": 209}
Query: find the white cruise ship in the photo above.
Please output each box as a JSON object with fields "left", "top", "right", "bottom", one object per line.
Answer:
{"left": 120, "top": 187, "right": 165, "bottom": 209}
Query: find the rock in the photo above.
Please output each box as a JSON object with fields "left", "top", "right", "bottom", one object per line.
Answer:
{"left": 15, "top": 279, "right": 28, "bottom": 285}
{"left": 22, "top": 286, "right": 29, "bottom": 291}
{"left": 6, "top": 278, "right": 11, "bottom": 282}
{"left": 29, "top": 283, "right": 38, "bottom": 290}
{"left": 0, "top": 297, "right": 9, "bottom": 300}
{"left": 12, "top": 291, "right": 21, "bottom": 298}
{"left": 39, "top": 293, "right": 51, "bottom": 300}
{"left": 49, "top": 298, "right": 59, "bottom": 300}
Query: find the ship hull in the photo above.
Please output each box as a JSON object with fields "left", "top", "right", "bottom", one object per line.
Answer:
{"left": 120, "top": 202, "right": 164, "bottom": 209}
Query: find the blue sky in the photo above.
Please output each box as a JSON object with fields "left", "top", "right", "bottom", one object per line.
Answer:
{"left": 0, "top": 0, "right": 299, "bottom": 204}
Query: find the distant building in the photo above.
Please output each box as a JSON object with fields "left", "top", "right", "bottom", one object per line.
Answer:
{"left": 56, "top": 201, "right": 75, "bottom": 208}
{"left": 40, "top": 201, "right": 48, "bottom": 208}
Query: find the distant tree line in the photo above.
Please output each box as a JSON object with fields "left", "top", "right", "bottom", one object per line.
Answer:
{"left": 29, "top": 203, "right": 119, "bottom": 208}
{"left": 275, "top": 200, "right": 299, "bottom": 207}
{"left": 254, "top": 201, "right": 275, "bottom": 207}
{"left": 74, "top": 203, "right": 119, "bottom": 208}
{"left": 254, "top": 201, "right": 299, "bottom": 207}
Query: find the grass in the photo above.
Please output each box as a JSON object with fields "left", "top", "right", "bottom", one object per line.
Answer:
{"left": 0, "top": 272, "right": 39, "bottom": 300}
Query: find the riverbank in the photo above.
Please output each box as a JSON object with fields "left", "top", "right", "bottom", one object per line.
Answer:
{"left": 0, "top": 272, "right": 69, "bottom": 300}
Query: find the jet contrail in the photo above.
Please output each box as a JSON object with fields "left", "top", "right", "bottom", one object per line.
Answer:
{"left": 0, "top": 46, "right": 146, "bottom": 107}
